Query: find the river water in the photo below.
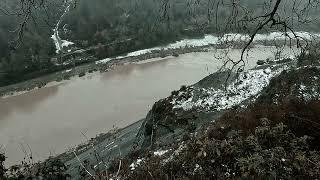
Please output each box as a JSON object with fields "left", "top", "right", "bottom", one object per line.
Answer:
{"left": 0, "top": 46, "right": 298, "bottom": 165}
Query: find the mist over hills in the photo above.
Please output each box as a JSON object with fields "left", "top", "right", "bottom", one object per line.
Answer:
{"left": 0, "top": 0, "right": 319, "bottom": 86}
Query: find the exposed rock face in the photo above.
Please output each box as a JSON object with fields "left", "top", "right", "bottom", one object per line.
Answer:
{"left": 136, "top": 71, "right": 234, "bottom": 148}
{"left": 137, "top": 88, "right": 201, "bottom": 149}
{"left": 136, "top": 61, "right": 305, "bottom": 150}
{"left": 110, "top": 65, "right": 320, "bottom": 180}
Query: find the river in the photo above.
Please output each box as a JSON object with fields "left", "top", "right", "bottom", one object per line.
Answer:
{"left": 0, "top": 46, "right": 298, "bottom": 165}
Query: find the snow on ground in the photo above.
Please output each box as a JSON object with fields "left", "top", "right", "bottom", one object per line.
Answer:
{"left": 172, "top": 66, "right": 288, "bottom": 112}
{"left": 51, "top": 33, "right": 61, "bottom": 53}
{"left": 153, "top": 149, "right": 169, "bottom": 156}
{"left": 109, "top": 32, "right": 319, "bottom": 61}
{"left": 51, "top": 34, "right": 74, "bottom": 54}
{"left": 61, "top": 40, "right": 74, "bottom": 48}
{"left": 95, "top": 58, "right": 112, "bottom": 64}
{"left": 129, "top": 158, "right": 144, "bottom": 170}
{"left": 223, "top": 32, "right": 320, "bottom": 42}
{"left": 298, "top": 83, "right": 320, "bottom": 101}
{"left": 53, "top": 31, "right": 320, "bottom": 64}
{"left": 166, "top": 35, "right": 219, "bottom": 48}
{"left": 51, "top": 0, "right": 75, "bottom": 54}
{"left": 163, "top": 144, "right": 187, "bottom": 164}
{"left": 126, "top": 48, "right": 160, "bottom": 57}
{"left": 255, "top": 32, "right": 320, "bottom": 41}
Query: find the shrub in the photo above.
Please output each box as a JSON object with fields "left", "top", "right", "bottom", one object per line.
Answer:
{"left": 297, "top": 51, "right": 320, "bottom": 66}
{"left": 78, "top": 72, "right": 86, "bottom": 77}
{"left": 118, "top": 121, "right": 320, "bottom": 179}
{"left": 0, "top": 153, "right": 5, "bottom": 179}
{"left": 218, "top": 99, "right": 320, "bottom": 149}
{"left": 171, "top": 90, "right": 179, "bottom": 96}
{"left": 2, "top": 157, "right": 70, "bottom": 180}
{"left": 172, "top": 52, "right": 179, "bottom": 57}
{"left": 179, "top": 85, "right": 187, "bottom": 92}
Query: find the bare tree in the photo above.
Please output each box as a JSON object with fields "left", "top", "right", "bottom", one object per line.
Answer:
{"left": 0, "top": 0, "right": 72, "bottom": 48}
{"left": 158, "top": 0, "right": 320, "bottom": 73}
{"left": 3, "top": 0, "right": 320, "bottom": 67}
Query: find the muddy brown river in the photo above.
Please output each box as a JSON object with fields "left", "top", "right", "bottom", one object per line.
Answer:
{"left": 0, "top": 47, "right": 298, "bottom": 165}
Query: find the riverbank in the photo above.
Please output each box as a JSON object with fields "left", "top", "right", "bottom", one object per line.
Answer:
{"left": 1, "top": 31, "right": 315, "bottom": 97}
{"left": 67, "top": 56, "right": 319, "bottom": 179}
{"left": 1, "top": 34, "right": 317, "bottom": 179}
{"left": 0, "top": 45, "right": 211, "bottom": 98}
{"left": 1, "top": 55, "right": 302, "bottom": 178}
{"left": 0, "top": 45, "right": 300, "bottom": 175}
{"left": 2, "top": 49, "right": 320, "bottom": 179}
{"left": 106, "top": 54, "right": 320, "bottom": 179}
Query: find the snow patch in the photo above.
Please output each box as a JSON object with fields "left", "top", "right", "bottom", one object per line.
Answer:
{"left": 193, "top": 164, "right": 202, "bottom": 174}
{"left": 112, "top": 31, "right": 319, "bottom": 60}
{"left": 298, "top": 83, "right": 320, "bottom": 101}
{"left": 172, "top": 67, "right": 286, "bottom": 111}
{"left": 222, "top": 32, "right": 320, "bottom": 42}
{"left": 61, "top": 40, "right": 74, "bottom": 48}
{"left": 163, "top": 144, "right": 186, "bottom": 164}
{"left": 95, "top": 58, "right": 112, "bottom": 64}
{"left": 129, "top": 158, "right": 144, "bottom": 170}
{"left": 153, "top": 149, "right": 169, "bottom": 156}
{"left": 65, "top": 69, "right": 72, "bottom": 73}
{"left": 51, "top": 0, "right": 75, "bottom": 54}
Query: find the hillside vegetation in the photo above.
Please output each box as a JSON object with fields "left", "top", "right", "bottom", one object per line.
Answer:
{"left": 1, "top": 0, "right": 320, "bottom": 86}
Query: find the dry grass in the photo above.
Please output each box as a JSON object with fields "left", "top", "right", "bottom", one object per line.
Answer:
{"left": 216, "top": 99, "right": 320, "bottom": 137}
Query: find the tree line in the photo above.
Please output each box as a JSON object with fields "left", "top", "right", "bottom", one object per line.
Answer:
{"left": 0, "top": 0, "right": 320, "bottom": 86}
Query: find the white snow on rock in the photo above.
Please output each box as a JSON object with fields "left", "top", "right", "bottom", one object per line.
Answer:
{"left": 153, "top": 149, "right": 169, "bottom": 156}
{"left": 163, "top": 144, "right": 187, "bottom": 164}
{"left": 113, "top": 31, "right": 320, "bottom": 59}
{"left": 65, "top": 69, "right": 72, "bottom": 73}
{"left": 298, "top": 83, "right": 320, "bottom": 101}
{"left": 126, "top": 48, "right": 159, "bottom": 57}
{"left": 222, "top": 32, "right": 320, "bottom": 42}
{"left": 52, "top": 30, "right": 319, "bottom": 65}
{"left": 95, "top": 58, "right": 112, "bottom": 64}
{"left": 193, "top": 164, "right": 202, "bottom": 174}
{"left": 61, "top": 40, "right": 74, "bottom": 48}
{"left": 255, "top": 32, "right": 320, "bottom": 41}
{"left": 51, "top": 33, "right": 61, "bottom": 53}
{"left": 129, "top": 158, "right": 144, "bottom": 170}
{"left": 172, "top": 67, "right": 287, "bottom": 111}
{"left": 166, "top": 35, "right": 219, "bottom": 48}
{"left": 51, "top": 0, "right": 75, "bottom": 54}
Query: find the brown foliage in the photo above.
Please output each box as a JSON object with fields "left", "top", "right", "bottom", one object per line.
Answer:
{"left": 215, "top": 99, "right": 320, "bottom": 151}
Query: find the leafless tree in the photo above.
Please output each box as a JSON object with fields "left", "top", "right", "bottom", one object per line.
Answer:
{"left": 0, "top": 0, "right": 75, "bottom": 48}
{"left": 3, "top": 0, "right": 320, "bottom": 69}
{"left": 158, "top": 0, "right": 320, "bottom": 76}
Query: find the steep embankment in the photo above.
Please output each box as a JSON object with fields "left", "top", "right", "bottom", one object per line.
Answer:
{"left": 2, "top": 53, "right": 320, "bottom": 179}
{"left": 106, "top": 56, "right": 320, "bottom": 179}
{"left": 136, "top": 60, "right": 293, "bottom": 150}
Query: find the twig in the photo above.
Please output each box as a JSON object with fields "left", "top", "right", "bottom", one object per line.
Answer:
{"left": 80, "top": 131, "right": 109, "bottom": 177}
{"left": 73, "top": 151, "right": 95, "bottom": 178}
{"left": 116, "top": 147, "right": 122, "bottom": 177}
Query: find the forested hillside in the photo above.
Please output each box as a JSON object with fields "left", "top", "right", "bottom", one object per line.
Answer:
{"left": 1, "top": 0, "right": 320, "bottom": 86}
{"left": 0, "top": 0, "right": 64, "bottom": 85}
